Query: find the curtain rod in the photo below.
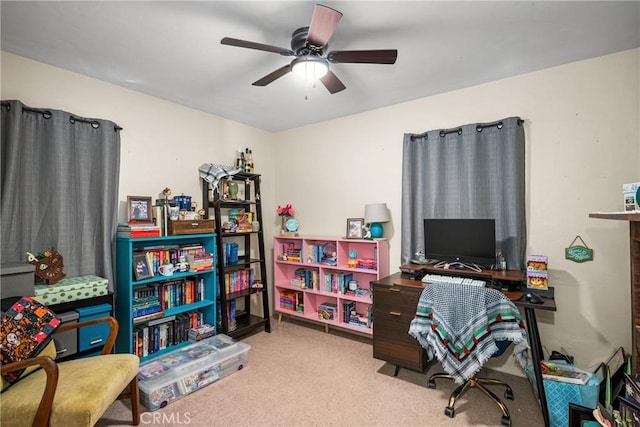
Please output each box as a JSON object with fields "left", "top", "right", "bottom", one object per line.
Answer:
{"left": 1, "top": 101, "right": 122, "bottom": 131}
{"left": 410, "top": 118, "right": 524, "bottom": 141}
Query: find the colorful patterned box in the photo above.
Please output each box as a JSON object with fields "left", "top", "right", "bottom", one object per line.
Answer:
{"left": 34, "top": 275, "right": 108, "bottom": 305}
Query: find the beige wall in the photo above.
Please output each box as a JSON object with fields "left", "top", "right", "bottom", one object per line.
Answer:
{"left": 0, "top": 52, "right": 277, "bottom": 223}
{"left": 2, "top": 48, "right": 639, "bottom": 376}
{"left": 273, "top": 49, "right": 640, "bottom": 374}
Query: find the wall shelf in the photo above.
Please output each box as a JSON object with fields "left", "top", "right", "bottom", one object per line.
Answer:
{"left": 589, "top": 211, "right": 640, "bottom": 373}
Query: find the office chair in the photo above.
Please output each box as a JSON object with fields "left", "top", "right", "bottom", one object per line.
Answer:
{"left": 408, "top": 282, "right": 529, "bottom": 427}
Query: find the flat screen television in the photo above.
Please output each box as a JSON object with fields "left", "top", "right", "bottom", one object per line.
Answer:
{"left": 423, "top": 218, "right": 496, "bottom": 271}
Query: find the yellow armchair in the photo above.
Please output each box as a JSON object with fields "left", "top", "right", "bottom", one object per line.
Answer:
{"left": 1, "top": 316, "right": 140, "bottom": 427}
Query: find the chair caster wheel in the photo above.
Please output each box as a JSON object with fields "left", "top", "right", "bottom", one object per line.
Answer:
{"left": 504, "top": 388, "right": 514, "bottom": 400}
{"left": 427, "top": 380, "right": 436, "bottom": 389}
{"left": 501, "top": 416, "right": 512, "bottom": 427}
{"left": 444, "top": 407, "right": 455, "bottom": 418}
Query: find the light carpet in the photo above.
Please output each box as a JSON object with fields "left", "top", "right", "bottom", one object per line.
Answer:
{"left": 98, "top": 317, "right": 544, "bottom": 426}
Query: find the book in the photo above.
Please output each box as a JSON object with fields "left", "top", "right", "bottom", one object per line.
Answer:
{"left": 138, "top": 360, "right": 170, "bottom": 381}
{"left": 117, "top": 223, "right": 161, "bottom": 238}
{"left": 541, "top": 362, "right": 590, "bottom": 384}
{"left": 133, "top": 311, "right": 164, "bottom": 324}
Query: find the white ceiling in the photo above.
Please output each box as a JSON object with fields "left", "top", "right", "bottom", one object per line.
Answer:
{"left": 2, "top": 1, "right": 639, "bottom": 133}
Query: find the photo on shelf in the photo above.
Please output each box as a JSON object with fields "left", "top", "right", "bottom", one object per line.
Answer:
{"left": 346, "top": 218, "right": 364, "bottom": 239}
{"left": 127, "top": 196, "right": 153, "bottom": 223}
{"left": 133, "top": 252, "right": 154, "bottom": 281}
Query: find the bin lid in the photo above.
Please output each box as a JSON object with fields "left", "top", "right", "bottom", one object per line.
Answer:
{"left": 1, "top": 262, "right": 35, "bottom": 275}
{"left": 75, "top": 303, "right": 112, "bottom": 316}
{"left": 57, "top": 311, "right": 80, "bottom": 322}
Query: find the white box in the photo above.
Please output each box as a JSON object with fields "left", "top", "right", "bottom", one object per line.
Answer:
{"left": 623, "top": 182, "right": 640, "bottom": 212}
{"left": 138, "top": 334, "right": 250, "bottom": 410}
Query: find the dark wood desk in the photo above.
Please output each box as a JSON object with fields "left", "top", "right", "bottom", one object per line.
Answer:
{"left": 372, "top": 271, "right": 556, "bottom": 427}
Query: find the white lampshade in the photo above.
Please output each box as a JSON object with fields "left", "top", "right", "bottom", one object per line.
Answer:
{"left": 364, "top": 203, "right": 391, "bottom": 224}
{"left": 291, "top": 56, "right": 329, "bottom": 81}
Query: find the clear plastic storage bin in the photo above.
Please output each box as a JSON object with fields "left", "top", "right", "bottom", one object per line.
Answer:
{"left": 138, "top": 334, "right": 250, "bottom": 410}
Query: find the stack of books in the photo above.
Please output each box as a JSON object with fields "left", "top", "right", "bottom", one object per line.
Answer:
{"left": 132, "top": 296, "right": 162, "bottom": 321}
{"left": 188, "top": 324, "right": 215, "bottom": 341}
{"left": 318, "top": 302, "right": 337, "bottom": 320}
{"left": 284, "top": 246, "right": 302, "bottom": 262}
{"left": 187, "top": 253, "right": 214, "bottom": 272}
{"left": 357, "top": 258, "right": 377, "bottom": 270}
{"left": 118, "top": 223, "right": 161, "bottom": 238}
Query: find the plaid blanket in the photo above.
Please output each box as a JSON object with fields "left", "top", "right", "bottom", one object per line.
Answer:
{"left": 408, "top": 283, "right": 529, "bottom": 384}
{"left": 199, "top": 163, "right": 242, "bottom": 196}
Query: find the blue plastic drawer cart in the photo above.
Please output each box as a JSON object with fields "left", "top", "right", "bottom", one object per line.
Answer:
{"left": 75, "top": 303, "right": 112, "bottom": 355}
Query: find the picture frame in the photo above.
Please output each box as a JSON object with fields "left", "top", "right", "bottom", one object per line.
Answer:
{"left": 346, "top": 218, "right": 364, "bottom": 239}
{"left": 132, "top": 253, "right": 154, "bottom": 281}
{"left": 618, "top": 396, "right": 640, "bottom": 426}
{"left": 593, "top": 362, "right": 606, "bottom": 384}
{"left": 127, "top": 196, "right": 153, "bottom": 223}
{"left": 568, "top": 403, "right": 596, "bottom": 427}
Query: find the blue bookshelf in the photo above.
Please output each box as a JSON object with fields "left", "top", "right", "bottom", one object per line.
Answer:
{"left": 115, "top": 233, "right": 217, "bottom": 359}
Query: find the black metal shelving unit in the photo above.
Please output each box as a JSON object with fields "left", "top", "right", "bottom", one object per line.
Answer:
{"left": 202, "top": 172, "right": 271, "bottom": 338}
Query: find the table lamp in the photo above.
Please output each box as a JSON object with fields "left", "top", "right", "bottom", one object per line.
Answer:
{"left": 364, "top": 203, "right": 390, "bottom": 239}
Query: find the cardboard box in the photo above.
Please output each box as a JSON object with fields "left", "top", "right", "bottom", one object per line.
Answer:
{"left": 167, "top": 219, "right": 215, "bottom": 235}
{"left": 34, "top": 275, "right": 108, "bottom": 305}
{"left": 138, "top": 334, "right": 250, "bottom": 411}
{"left": 623, "top": 182, "right": 640, "bottom": 212}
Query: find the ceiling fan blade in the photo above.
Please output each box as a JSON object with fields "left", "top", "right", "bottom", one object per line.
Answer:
{"left": 252, "top": 64, "right": 292, "bottom": 86}
{"left": 327, "top": 49, "right": 398, "bottom": 64}
{"left": 319, "top": 70, "right": 346, "bottom": 94}
{"left": 306, "top": 4, "right": 343, "bottom": 47}
{"left": 221, "top": 37, "right": 294, "bottom": 56}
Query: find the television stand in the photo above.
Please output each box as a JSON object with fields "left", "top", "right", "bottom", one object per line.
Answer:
{"left": 433, "top": 260, "right": 483, "bottom": 273}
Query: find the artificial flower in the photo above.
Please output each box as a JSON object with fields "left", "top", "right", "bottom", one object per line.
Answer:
{"left": 277, "top": 204, "right": 295, "bottom": 216}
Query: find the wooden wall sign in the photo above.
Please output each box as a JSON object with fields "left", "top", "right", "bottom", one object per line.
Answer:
{"left": 565, "top": 235, "right": 594, "bottom": 263}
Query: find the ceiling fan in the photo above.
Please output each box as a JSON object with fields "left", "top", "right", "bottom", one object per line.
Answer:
{"left": 221, "top": 4, "right": 398, "bottom": 94}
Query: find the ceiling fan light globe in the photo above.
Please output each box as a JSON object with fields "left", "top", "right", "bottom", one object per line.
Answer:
{"left": 291, "top": 56, "right": 329, "bottom": 81}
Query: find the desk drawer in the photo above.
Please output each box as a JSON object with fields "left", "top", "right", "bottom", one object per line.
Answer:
{"left": 76, "top": 304, "right": 112, "bottom": 353}
{"left": 374, "top": 335, "right": 426, "bottom": 371}
{"left": 372, "top": 283, "right": 427, "bottom": 371}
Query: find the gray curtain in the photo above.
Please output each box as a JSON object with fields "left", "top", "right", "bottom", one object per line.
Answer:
{"left": 401, "top": 116, "right": 526, "bottom": 270}
{"left": 1, "top": 100, "right": 121, "bottom": 287}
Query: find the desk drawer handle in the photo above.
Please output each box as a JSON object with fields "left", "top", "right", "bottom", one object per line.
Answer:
{"left": 389, "top": 288, "right": 400, "bottom": 292}
{"left": 389, "top": 311, "right": 402, "bottom": 316}
{"left": 56, "top": 348, "right": 68, "bottom": 355}
{"left": 89, "top": 338, "right": 104, "bottom": 345}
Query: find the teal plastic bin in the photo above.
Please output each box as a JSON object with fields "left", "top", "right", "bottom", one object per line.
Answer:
{"left": 527, "top": 362, "right": 600, "bottom": 427}
{"left": 75, "top": 303, "right": 112, "bottom": 354}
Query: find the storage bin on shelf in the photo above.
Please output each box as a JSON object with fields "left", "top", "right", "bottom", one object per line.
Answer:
{"left": 0, "top": 262, "right": 35, "bottom": 298}
{"left": 76, "top": 304, "right": 112, "bottom": 355}
{"left": 138, "top": 334, "right": 250, "bottom": 410}
{"left": 34, "top": 275, "right": 108, "bottom": 305}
